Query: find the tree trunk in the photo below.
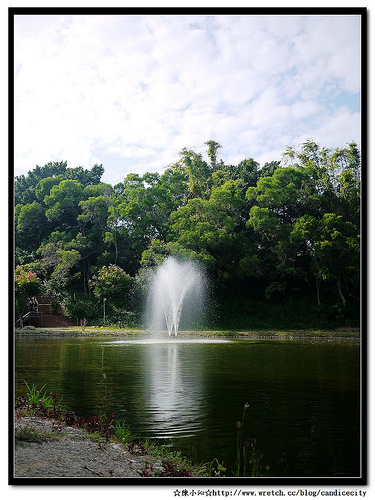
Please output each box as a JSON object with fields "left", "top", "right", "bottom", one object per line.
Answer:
{"left": 114, "top": 234, "right": 118, "bottom": 265}
{"left": 337, "top": 278, "right": 346, "bottom": 307}
{"left": 346, "top": 281, "right": 359, "bottom": 300}
{"left": 86, "top": 258, "right": 91, "bottom": 297}
{"left": 82, "top": 257, "right": 91, "bottom": 297}
{"left": 316, "top": 276, "right": 321, "bottom": 306}
{"left": 82, "top": 260, "right": 87, "bottom": 296}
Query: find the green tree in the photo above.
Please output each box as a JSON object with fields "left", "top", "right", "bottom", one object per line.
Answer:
{"left": 259, "top": 161, "right": 280, "bottom": 178}
{"left": 213, "top": 158, "right": 260, "bottom": 192}
{"left": 167, "top": 179, "right": 248, "bottom": 279}
{"left": 108, "top": 172, "right": 184, "bottom": 273}
{"left": 13, "top": 140, "right": 360, "bottom": 329}
{"left": 281, "top": 140, "right": 360, "bottom": 221}
{"left": 36, "top": 232, "right": 82, "bottom": 300}
{"left": 205, "top": 140, "right": 222, "bottom": 171}
{"left": 178, "top": 147, "right": 212, "bottom": 199}
{"left": 15, "top": 201, "right": 48, "bottom": 251}
{"left": 35, "top": 175, "right": 65, "bottom": 202}
{"left": 15, "top": 161, "right": 68, "bottom": 205}
{"left": 65, "top": 164, "right": 104, "bottom": 186}
{"left": 246, "top": 151, "right": 332, "bottom": 299}
{"left": 291, "top": 213, "right": 360, "bottom": 306}
{"left": 15, "top": 266, "right": 43, "bottom": 313}
{"left": 246, "top": 167, "right": 312, "bottom": 297}
{"left": 90, "top": 264, "right": 132, "bottom": 312}
{"left": 44, "top": 179, "right": 84, "bottom": 224}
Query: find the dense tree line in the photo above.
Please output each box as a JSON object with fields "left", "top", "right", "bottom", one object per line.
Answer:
{"left": 14, "top": 140, "right": 361, "bottom": 328}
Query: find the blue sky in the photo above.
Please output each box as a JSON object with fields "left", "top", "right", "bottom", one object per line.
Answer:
{"left": 13, "top": 12, "right": 362, "bottom": 186}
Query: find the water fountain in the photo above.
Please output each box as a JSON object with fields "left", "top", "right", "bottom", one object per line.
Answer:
{"left": 146, "top": 256, "right": 206, "bottom": 336}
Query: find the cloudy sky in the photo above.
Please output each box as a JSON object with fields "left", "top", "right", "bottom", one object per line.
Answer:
{"left": 13, "top": 12, "right": 362, "bottom": 186}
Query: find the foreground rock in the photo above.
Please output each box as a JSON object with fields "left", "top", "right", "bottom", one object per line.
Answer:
{"left": 14, "top": 417, "right": 157, "bottom": 478}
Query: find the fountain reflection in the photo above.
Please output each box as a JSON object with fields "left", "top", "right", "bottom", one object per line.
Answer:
{"left": 108, "top": 337, "right": 227, "bottom": 439}
{"left": 141, "top": 339, "right": 205, "bottom": 439}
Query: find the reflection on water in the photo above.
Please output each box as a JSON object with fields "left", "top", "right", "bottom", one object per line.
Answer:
{"left": 108, "top": 337, "right": 230, "bottom": 439}
{"left": 148, "top": 343, "right": 193, "bottom": 437}
{"left": 144, "top": 342, "right": 203, "bottom": 438}
{"left": 15, "top": 336, "right": 361, "bottom": 477}
{"left": 108, "top": 337, "right": 230, "bottom": 345}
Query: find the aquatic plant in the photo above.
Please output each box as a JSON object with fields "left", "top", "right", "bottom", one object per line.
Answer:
{"left": 159, "top": 460, "right": 192, "bottom": 477}
{"left": 24, "top": 382, "right": 56, "bottom": 408}
{"left": 15, "top": 384, "right": 210, "bottom": 477}
{"left": 236, "top": 401, "right": 249, "bottom": 476}
{"left": 205, "top": 457, "right": 227, "bottom": 477}
{"left": 114, "top": 421, "right": 134, "bottom": 445}
{"left": 16, "top": 384, "right": 115, "bottom": 441}
{"left": 235, "top": 402, "right": 270, "bottom": 477}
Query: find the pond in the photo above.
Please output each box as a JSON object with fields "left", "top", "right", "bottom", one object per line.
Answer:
{"left": 14, "top": 335, "right": 361, "bottom": 478}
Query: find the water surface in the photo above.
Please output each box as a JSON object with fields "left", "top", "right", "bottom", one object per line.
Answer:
{"left": 15, "top": 336, "right": 361, "bottom": 477}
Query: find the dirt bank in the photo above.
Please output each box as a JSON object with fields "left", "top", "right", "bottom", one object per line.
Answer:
{"left": 14, "top": 326, "right": 360, "bottom": 339}
{"left": 13, "top": 416, "right": 160, "bottom": 479}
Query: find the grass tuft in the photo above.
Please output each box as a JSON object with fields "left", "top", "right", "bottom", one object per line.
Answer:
{"left": 15, "top": 426, "right": 62, "bottom": 443}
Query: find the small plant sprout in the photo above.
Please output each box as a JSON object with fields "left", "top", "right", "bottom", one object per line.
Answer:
{"left": 24, "top": 382, "right": 55, "bottom": 409}
{"left": 235, "top": 401, "right": 249, "bottom": 476}
{"left": 206, "top": 458, "right": 226, "bottom": 477}
{"left": 235, "top": 402, "right": 270, "bottom": 477}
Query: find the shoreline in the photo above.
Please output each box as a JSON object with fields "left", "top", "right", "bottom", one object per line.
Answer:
{"left": 14, "top": 327, "right": 360, "bottom": 340}
{"left": 14, "top": 415, "right": 199, "bottom": 479}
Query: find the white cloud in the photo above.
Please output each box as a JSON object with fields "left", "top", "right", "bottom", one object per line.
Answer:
{"left": 307, "top": 107, "right": 361, "bottom": 147}
{"left": 13, "top": 13, "right": 362, "bottom": 185}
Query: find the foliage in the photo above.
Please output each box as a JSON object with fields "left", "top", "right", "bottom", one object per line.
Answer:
{"left": 63, "top": 295, "right": 98, "bottom": 323}
{"left": 16, "top": 385, "right": 204, "bottom": 476}
{"left": 90, "top": 265, "right": 132, "bottom": 307}
{"left": 15, "top": 267, "right": 43, "bottom": 298}
{"left": 236, "top": 402, "right": 249, "bottom": 476}
{"left": 15, "top": 426, "right": 62, "bottom": 443}
{"left": 16, "top": 384, "right": 115, "bottom": 442}
{"left": 14, "top": 266, "right": 43, "bottom": 313}
{"left": 13, "top": 140, "right": 361, "bottom": 328}
{"left": 158, "top": 460, "right": 193, "bottom": 477}
{"left": 24, "top": 381, "right": 58, "bottom": 408}
{"left": 114, "top": 421, "right": 135, "bottom": 445}
{"left": 235, "top": 402, "right": 269, "bottom": 477}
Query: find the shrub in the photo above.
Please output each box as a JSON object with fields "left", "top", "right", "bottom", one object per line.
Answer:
{"left": 90, "top": 265, "right": 132, "bottom": 309}
{"left": 15, "top": 266, "right": 43, "bottom": 313}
